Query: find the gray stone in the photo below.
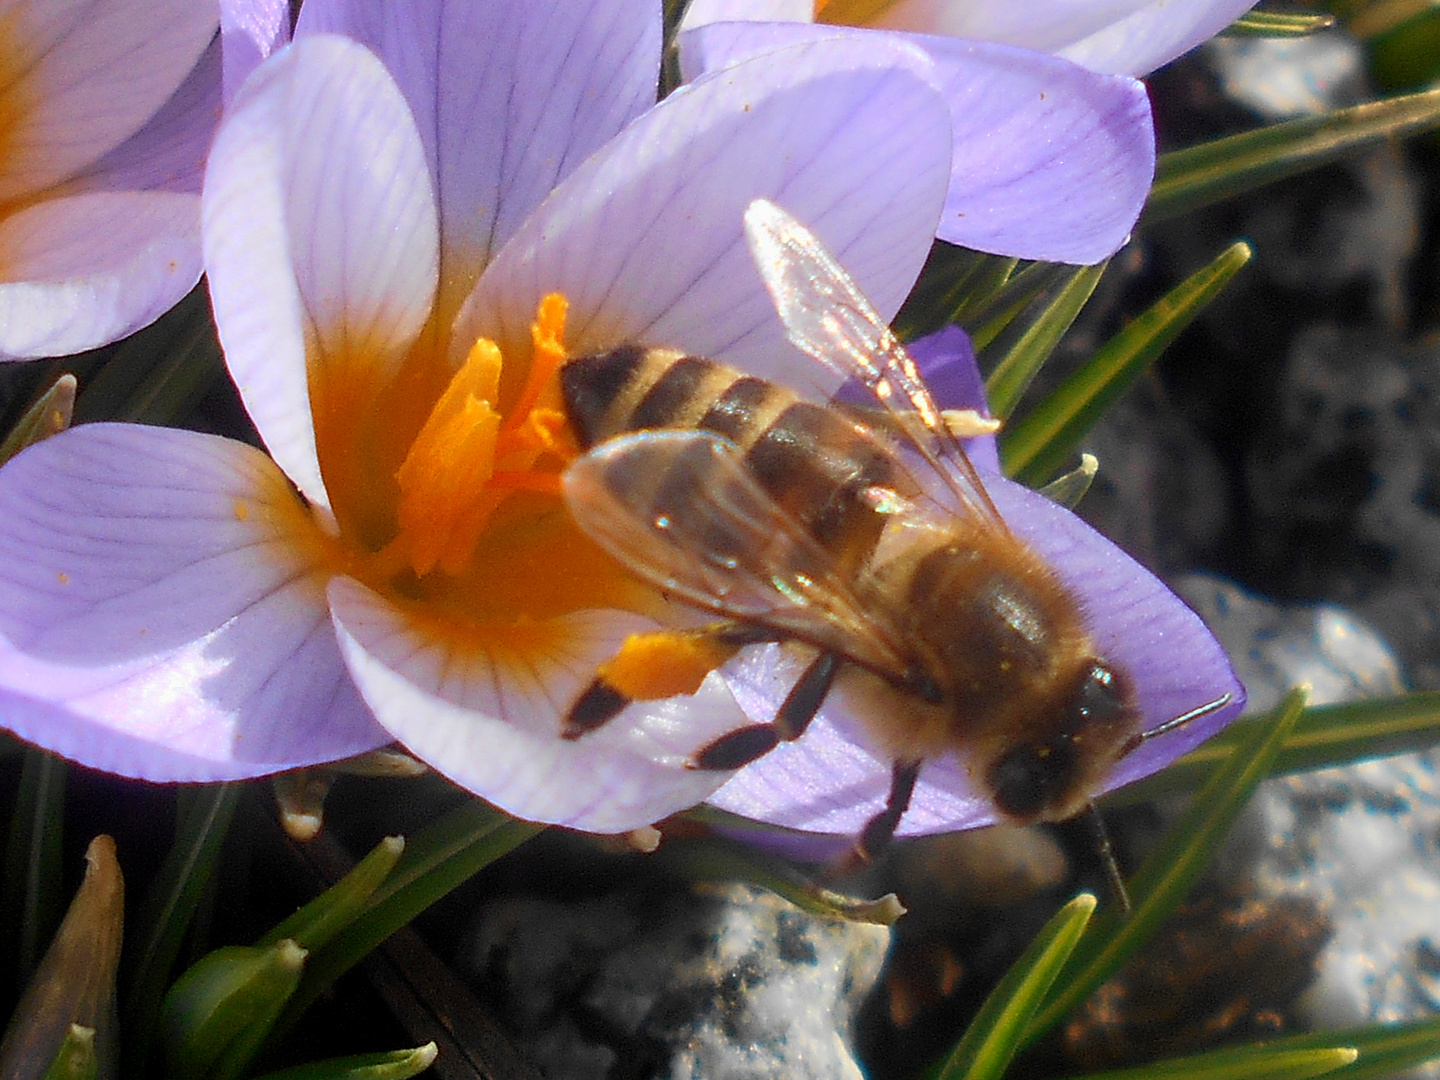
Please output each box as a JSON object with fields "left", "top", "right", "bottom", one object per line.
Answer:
{"left": 461, "top": 881, "right": 889, "bottom": 1080}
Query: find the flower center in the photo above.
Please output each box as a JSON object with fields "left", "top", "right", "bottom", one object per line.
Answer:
{"left": 381, "top": 294, "right": 578, "bottom": 580}
{"left": 813, "top": 0, "right": 899, "bottom": 25}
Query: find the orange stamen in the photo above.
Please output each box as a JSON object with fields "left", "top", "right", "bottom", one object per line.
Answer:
{"left": 388, "top": 295, "right": 579, "bottom": 581}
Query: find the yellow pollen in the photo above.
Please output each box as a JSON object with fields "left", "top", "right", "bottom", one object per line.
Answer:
{"left": 390, "top": 295, "right": 576, "bottom": 579}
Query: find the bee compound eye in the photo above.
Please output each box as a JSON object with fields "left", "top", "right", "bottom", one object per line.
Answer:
{"left": 1074, "top": 661, "right": 1129, "bottom": 725}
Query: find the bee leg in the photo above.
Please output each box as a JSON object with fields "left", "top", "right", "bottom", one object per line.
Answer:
{"left": 562, "top": 622, "right": 773, "bottom": 739}
{"left": 688, "top": 650, "right": 840, "bottom": 771}
{"left": 856, "top": 760, "right": 921, "bottom": 863}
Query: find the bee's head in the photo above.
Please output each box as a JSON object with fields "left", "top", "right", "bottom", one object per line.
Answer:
{"left": 986, "top": 659, "right": 1136, "bottom": 823}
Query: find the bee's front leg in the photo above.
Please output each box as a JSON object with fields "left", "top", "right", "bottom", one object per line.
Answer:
{"left": 561, "top": 622, "right": 774, "bottom": 739}
{"left": 688, "top": 650, "right": 841, "bottom": 771}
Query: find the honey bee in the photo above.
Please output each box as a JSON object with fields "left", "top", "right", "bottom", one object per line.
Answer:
{"left": 556, "top": 199, "right": 1232, "bottom": 865}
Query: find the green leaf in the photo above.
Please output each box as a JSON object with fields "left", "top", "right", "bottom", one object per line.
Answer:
{"left": 250, "top": 1044, "right": 438, "bottom": 1080}
{"left": 0, "top": 838, "right": 124, "bottom": 1080}
{"left": 1223, "top": 11, "right": 1337, "bottom": 36}
{"left": 1023, "top": 689, "right": 1307, "bottom": 1044}
{"left": 0, "top": 376, "right": 76, "bottom": 467}
{"left": 1001, "top": 243, "right": 1250, "bottom": 486}
{"left": 983, "top": 261, "right": 1107, "bottom": 421}
{"left": 258, "top": 836, "right": 405, "bottom": 952}
{"left": 1107, "top": 691, "right": 1440, "bottom": 807}
{"left": 1036, "top": 453, "right": 1097, "bottom": 510}
{"left": 1145, "top": 86, "right": 1440, "bottom": 225}
{"left": 72, "top": 285, "right": 223, "bottom": 427}
{"left": 160, "top": 940, "right": 307, "bottom": 1080}
{"left": 1078, "top": 1044, "right": 1355, "bottom": 1080}
{"left": 894, "top": 246, "right": 1014, "bottom": 341}
{"left": 38, "top": 1026, "right": 98, "bottom": 1080}
{"left": 2, "top": 752, "right": 67, "bottom": 994}
{"left": 652, "top": 836, "right": 906, "bottom": 925}
{"left": 124, "top": 785, "right": 242, "bottom": 1077}
{"left": 936, "top": 893, "right": 1096, "bottom": 1080}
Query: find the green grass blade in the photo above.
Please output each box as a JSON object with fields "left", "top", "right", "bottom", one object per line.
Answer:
{"left": 1144, "top": 86, "right": 1440, "bottom": 225}
{"left": 984, "top": 262, "right": 1107, "bottom": 421}
{"left": 1086, "top": 1046, "right": 1355, "bottom": 1080}
{"left": 1024, "top": 689, "right": 1307, "bottom": 1044}
{"left": 258, "top": 836, "right": 405, "bottom": 952}
{"left": 1224, "top": 11, "right": 1337, "bottom": 36}
{"left": 122, "top": 784, "right": 242, "bottom": 1076}
{"left": 936, "top": 893, "right": 1096, "bottom": 1080}
{"left": 251, "top": 1044, "right": 438, "bottom": 1080}
{"left": 1001, "top": 243, "right": 1250, "bottom": 485}
{"left": 1106, "top": 691, "right": 1440, "bottom": 807}
{"left": 272, "top": 814, "right": 540, "bottom": 1040}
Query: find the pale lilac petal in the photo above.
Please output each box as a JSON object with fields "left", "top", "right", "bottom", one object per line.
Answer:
{"left": 710, "top": 469, "right": 1244, "bottom": 838}
{"left": 458, "top": 35, "right": 951, "bottom": 398}
{"left": 203, "top": 35, "right": 438, "bottom": 509}
{"left": 0, "top": 424, "right": 387, "bottom": 778}
{"left": 861, "top": 0, "right": 1154, "bottom": 54}
{"left": 329, "top": 579, "right": 752, "bottom": 832}
{"left": 298, "top": 0, "right": 660, "bottom": 323}
{"left": 683, "top": 21, "right": 1153, "bottom": 262}
{"left": 221, "top": 0, "right": 291, "bottom": 103}
{"left": 1053, "top": 0, "right": 1258, "bottom": 76}
{"left": 63, "top": 36, "right": 221, "bottom": 196}
{"left": 0, "top": 0, "right": 218, "bottom": 199}
{"left": 0, "top": 192, "right": 201, "bottom": 361}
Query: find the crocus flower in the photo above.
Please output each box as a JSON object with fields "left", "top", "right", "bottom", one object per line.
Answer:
{"left": 0, "top": 0, "right": 1241, "bottom": 844}
{"left": 0, "top": 0, "right": 219, "bottom": 361}
{"left": 0, "top": 0, "right": 954, "bottom": 831}
{"left": 683, "top": 0, "right": 1261, "bottom": 78}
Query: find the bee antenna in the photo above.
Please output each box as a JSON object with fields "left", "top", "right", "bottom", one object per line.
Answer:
{"left": 1120, "top": 691, "right": 1233, "bottom": 757}
{"left": 1084, "top": 800, "right": 1131, "bottom": 916}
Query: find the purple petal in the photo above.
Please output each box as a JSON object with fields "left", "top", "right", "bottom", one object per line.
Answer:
{"left": 712, "top": 468, "right": 1244, "bottom": 837}
{"left": 329, "top": 579, "right": 752, "bottom": 832}
{"left": 684, "top": 21, "right": 1153, "bottom": 262}
{"left": 203, "top": 35, "right": 438, "bottom": 509}
{"left": 0, "top": 424, "right": 387, "bottom": 778}
{"left": 221, "top": 0, "right": 291, "bottom": 102}
{"left": 0, "top": 0, "right": 218, "bottom": 200}
{"left": 297, "top": 0, "right": 660, "bottom": 326}
{"left": 0, "top": 192, "right": 201, "bottom": 361}
{"left": 457, "top": 33, "right": 951, "bottom": 397}
{"left": 683, "top": 0, "right": 811, "bottom": 26}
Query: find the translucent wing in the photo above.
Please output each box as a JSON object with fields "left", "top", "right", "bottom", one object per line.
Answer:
{"left": 563, "top": 430, "right": 912, "bottom": 680}
{"left": 744, "top": 199, "right": 1006, "bottom": 531}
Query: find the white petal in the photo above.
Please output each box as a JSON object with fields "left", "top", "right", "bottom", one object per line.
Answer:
{"left": 0, "top": 191, "right": 201, "bottom": 361}
{"left": 203, "top": 35, "right": 438, "bottom": 508}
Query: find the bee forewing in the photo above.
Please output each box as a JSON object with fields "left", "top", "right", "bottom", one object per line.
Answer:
{"left": 743, "top": 199, "right": 1005, "bottom": 529}
{"left": 562, "top": 430, "right": 911, "bottom": 678}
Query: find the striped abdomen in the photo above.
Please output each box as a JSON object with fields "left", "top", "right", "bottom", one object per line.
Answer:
{"left": 561, "top": 345, "right": 914, "bottom": 573}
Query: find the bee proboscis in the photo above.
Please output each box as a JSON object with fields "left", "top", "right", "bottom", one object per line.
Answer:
{"left": 556, "top": 199, "right": 1231, "bottom": 870}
